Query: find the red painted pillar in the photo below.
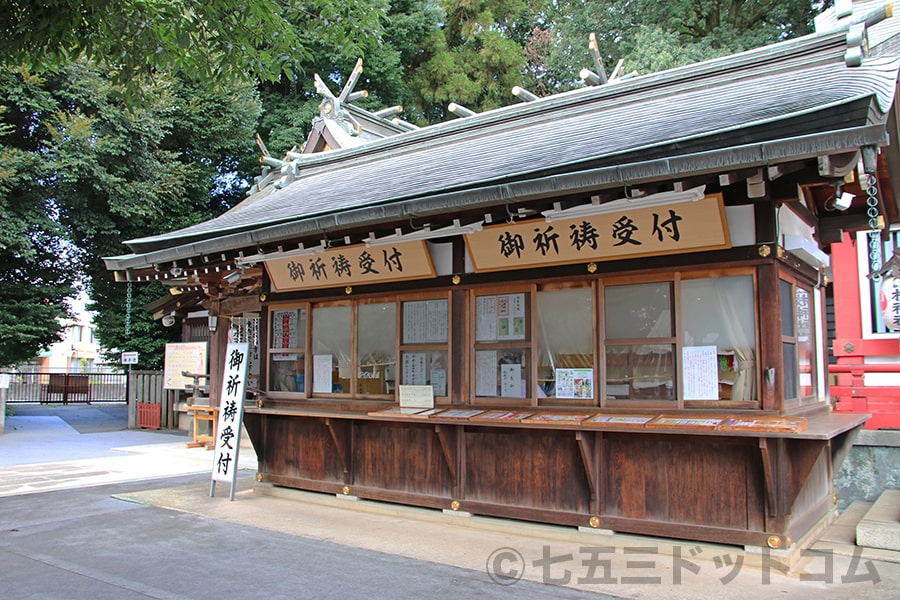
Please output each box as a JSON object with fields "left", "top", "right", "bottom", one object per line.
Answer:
{"left": 830, "top": 232, "right": 864, "bottom": 412}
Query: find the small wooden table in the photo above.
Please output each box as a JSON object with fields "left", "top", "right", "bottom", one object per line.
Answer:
{"left": 184, "top": 404, "right": 218, "bottom": 449}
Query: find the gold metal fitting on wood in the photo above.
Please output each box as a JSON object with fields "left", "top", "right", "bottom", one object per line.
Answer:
{"left": 342, "top": 486, "right": 351, "bottom": 495}
{"left": 589, "top": 516, "right": 601, "bottom": 528}
{"left": 257, "top": 399, "right": 264, "bottom": 408}
{"left": 758, "top": 245, "right": 771, "bottom": 258}
{"left": 452, "top": 275, "right": 461, "bottom": 285}
{"left": 766, "top": 535, "right": 782, "bottom": 549}
{"left": 256, "top": 473, "right": 263, "bottom": 482}
{"left": 450, "top": 500, "right": 460, "bottom": 511}
{"left": 345, "top": 286, "right": 353, "bottom": 294}
{"left": 587, "top": 262, "right": 598, "bottom": 273}
{"left": 259, "top": 293, "right": 267, "bottom": 302}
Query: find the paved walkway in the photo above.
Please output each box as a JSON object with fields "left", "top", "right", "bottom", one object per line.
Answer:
{"left": 0, "top": 404, "right": 256, "bottom": 497}
{"left": 2, "top": 404, "right": 899, "bottom": 599}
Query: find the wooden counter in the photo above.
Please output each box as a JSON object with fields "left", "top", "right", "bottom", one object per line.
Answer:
{"left": 243, "top": 406, "right": 866, "bottom": 548}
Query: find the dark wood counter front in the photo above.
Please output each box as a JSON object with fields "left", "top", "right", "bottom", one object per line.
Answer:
{"left": 243, "top": 407, "right": 866, "bottom": 548}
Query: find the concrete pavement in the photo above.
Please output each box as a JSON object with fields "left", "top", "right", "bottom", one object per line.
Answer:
{"left": 2, "top": 404, "right": 899, "bottom": 599}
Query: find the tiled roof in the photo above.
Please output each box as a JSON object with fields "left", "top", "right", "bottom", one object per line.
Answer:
{"left": 105, "top": 23, "right": 900, "bottom": 271}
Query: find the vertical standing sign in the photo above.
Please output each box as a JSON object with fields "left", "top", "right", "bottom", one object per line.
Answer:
{"left": 210, "top": 342, "right": 249, "bottom": 500}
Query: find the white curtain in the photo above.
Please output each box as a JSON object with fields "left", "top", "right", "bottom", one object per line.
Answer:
{"left": 682, "top": 276, "right": 756, "bottom": 400}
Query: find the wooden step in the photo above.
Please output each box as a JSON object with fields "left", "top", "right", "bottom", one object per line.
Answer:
{"left": 856, "top": 489, "right": 900, "bottom": 551}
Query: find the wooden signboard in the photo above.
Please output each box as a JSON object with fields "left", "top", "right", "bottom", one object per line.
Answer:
{"left": 582, "top": 414, "right": 655, "bottom": 428}
{"left": 717, "top": 417, "right": 808, "bottom": 433}
{"left": 369, "top": 407, "right": 429, "bottom": 417}
{"left": 409, "top": 408, "right": 444, "bottom": 418}
{"left": 470, "top": 410, "right": 534, "bottom": 423}
{"left": 646, "top": 415, "right": 724, "bottom": 430}
{"left": 266, "top": 240, "right": 436, "bottom": 292}
{"left": 521, "top": 412, "right": 592, "bottom": 424}
{"left": 435, "top": 408, "right": 484, "bottom": 419}
{"left": 465, "top": 194, "right": 730, "bottom": 273}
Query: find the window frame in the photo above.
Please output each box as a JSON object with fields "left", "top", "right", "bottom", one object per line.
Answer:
{"left": 264, "top": 292, "right": 453, "bottom": 403}
{"left": 779, "top": 274, "right": 820, "bottom": 407}
{"left": 469, "top": 285, "right": 535, "bottom": 406}
{"left": 265, "top": 301, "right": 310, "bottom": 400}
{"left": 398, "top": 291, "right": 453, "bottom": 403}
{"left": 600, "top": 274, "right": 680, "bottom": 409}
{"left": 680, "top": 268, "right": 760, "bottom": 409}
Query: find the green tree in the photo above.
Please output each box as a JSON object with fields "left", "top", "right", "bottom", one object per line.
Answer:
{"left": 257, "top": 0, "right": 432, "bottom": 155}
{"left": 0, "top": 0, "right": 387, "bottom": 98}
{"left": 539, "top": 0, "right": 826, "bottom": 88}
{"left": 0, "top": 64, "right": 262, "bottom": 368}
{"left": 411, "top": 0, "right": 529, "bottom": 122}
{"left": 0, "top": 73, "right": 79, "bottom": 366}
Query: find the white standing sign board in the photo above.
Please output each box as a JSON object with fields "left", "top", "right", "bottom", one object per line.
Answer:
{"left": 210, "top": 342, "right": 250, "bottom": 500}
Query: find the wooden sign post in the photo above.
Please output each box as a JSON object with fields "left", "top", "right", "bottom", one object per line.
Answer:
{"left": 210, "top": 342, "right": 250, "bottom": 500}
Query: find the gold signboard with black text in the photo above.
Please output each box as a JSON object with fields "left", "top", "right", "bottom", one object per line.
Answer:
{"left": 465, "top": 194, "right": 731, "bottom": 272}
{"left": 266, "top": 240, "right": 436, "bottom": 292}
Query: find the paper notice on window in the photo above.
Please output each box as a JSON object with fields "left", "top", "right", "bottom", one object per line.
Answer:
{"left": 430, "top": 368, "right": 447, "bottom": 396}
{"left": 500, "top": 363, "right": 524, "bottom": 398}
{"left": 402, "top": 352, "right": 427, "bottom": 385}
{"left": 476, "top": 296, "right": 497, "bottom": 341}
{"left": 496, "top": 293, "right": 526, "bottom": 341}
{"left": 313, "top": 354, "right": 333, "bottom": 394}
{"left": 475, "top": 350, "right": 498, "bottom": 396}
{"left": 682, "top": 345, "right": 718, "bottom": 400}
{"left": 403, "top": 300, "right": 448, "bottom": 343}
{"left": 556, "top": 368, "right": 594, "bottom": 399}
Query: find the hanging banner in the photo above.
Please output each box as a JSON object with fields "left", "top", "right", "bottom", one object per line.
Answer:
{"left": 211, "top": 342, "right": 250, "bottom": 500}
{"left": 465, "top": 194, "right": 730, "bottom": 273}
{"left": 265, "top": 240, "right": 436, "bottom": 292}
{"left": 880, "top": 276, "right": 900, "bottom": 331}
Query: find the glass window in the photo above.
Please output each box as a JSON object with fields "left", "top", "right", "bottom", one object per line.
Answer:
{"left": 357, "top": 302, "right": 396, "bottom": 395}
{"left": 537, "top": 287, "right": 594, "bottom": 401}
{"left": 475, "top": 293, "right": 528, "bottom": 342}
{"left": 796, "top": 287, "right": 815, "bottom": 398}
{"left": 604, "top": 282, "right": 675, "bottom": 402}
{"left": 474, "top": 292, "right": 530, "bottom": 399}
{"left": 402, "top": 299, "right": 448, "bottom": 344}
{"left": 780, "top": 280, "right": 794, "bottom": 337}
{"left": 268, "top": 308, "right": 307, "bottom": 393}
{"left": 400, "top": 350, "right": 448, "bottom": 396}
{"left": 311, "top": 305, "right": 351, "bottom": 394}
{"left": 475, "top": 349, "right": 529, "bottom": 398}
{"left": 605, "top": 282, "right": 673, "bottom": 338}
{"left": 400, "top": 298, "right": 450, "bottom": 398}
{"left": 682, "top": 275, "right": 757, "bottom": 401}
{"left": 780, "top": 280, "right": 817, "bottom": 401}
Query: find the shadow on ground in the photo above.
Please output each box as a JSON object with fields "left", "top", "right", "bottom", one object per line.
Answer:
{"left": 9, "top": 404, "right": 130, "bottom": 434}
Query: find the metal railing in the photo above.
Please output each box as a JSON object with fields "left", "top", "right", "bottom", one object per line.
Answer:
{"left": 3, "top": 370, "right": 127, "bottom": 404}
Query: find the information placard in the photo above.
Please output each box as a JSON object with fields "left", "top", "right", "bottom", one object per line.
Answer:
{"left": 398, "top": 384, "right": 435, "bottom": 408}
{"left": 163, "top": 342, "right": 208, "bottom": 390}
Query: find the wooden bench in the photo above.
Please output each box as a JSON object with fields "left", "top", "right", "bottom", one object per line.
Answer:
{"left": 44, "top": 374, "right": 92, "bottom": 404}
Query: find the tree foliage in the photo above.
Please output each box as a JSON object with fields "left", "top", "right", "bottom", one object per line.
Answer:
{"left": 0, "top": 64, "right": 262, "bottom": 368}
{"left": 408, "top": 0, "right": 528, "bottom": 122}
{"left": 537, "top": 0, "right": 826, "bottom": 87}
{"left": 0, "top": 0, "right": 387, "bottom": 98}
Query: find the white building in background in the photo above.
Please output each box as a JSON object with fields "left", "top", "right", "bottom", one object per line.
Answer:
{"left": 35, "top": 315, "right": 100, "bottom": 372}
{"left": 20, "top": 295, "right": 111, "bottom": 373}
